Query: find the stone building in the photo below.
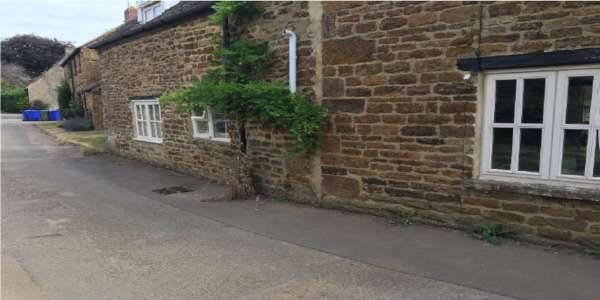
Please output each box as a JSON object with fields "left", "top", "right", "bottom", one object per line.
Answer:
{"left": 60, "top": 44, "right": 103, "bottom": 128}
{"left": 27, "top": 64, "right": 64, "bottom": 109}
{"left": 91, "top": 1, "right": 600, "bottom": 249}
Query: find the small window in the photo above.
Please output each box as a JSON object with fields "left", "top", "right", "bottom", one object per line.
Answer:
{"left": 481, "top": 67, "right": 600, "bottom": 186}
{"left": 141, "top": 2, "right": 161, "bottom": 23}
{"left": 191, "top": 106, "right": 230, "bottom": 142}
{"left": 132, "top": 99, "right": 162, "bottom": 143}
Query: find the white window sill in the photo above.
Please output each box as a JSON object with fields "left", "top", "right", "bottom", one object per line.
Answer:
{"left": 466, "top": 178, "right": 600, "bottom": 202}
{"left": 192, "top": 136, "right": 230, "bottom": 144}
{"left": 133, "top": 137, "right": 163, "bottom": 144}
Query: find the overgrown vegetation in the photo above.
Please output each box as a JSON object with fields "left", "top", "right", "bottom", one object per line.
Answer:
{"left": 0, "top": 81, "right": 29, "bottom": 113}
{"left": 56, "top": 80, "right": 84, "bottom": 119}
{"left": 1, "top": 34, "right": 72, "bottom": 77}
{"left": 389, "top": 211, "right": 414, "bottom": 226}
{"left": 472, "top": 223, "right": 515, "bottom": 245}
{"left": 161, "top": 38, "right": 327, "bottom": 155}
{"left": 208, "top": 1, "right": 258, "bottom": 26}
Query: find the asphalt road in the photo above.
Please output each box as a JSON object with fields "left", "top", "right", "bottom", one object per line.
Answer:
{"left": 1, "top": 117, "right": 513, "bottom": 299}
{"left": 2, "top": 116, "right": 598, "bottom": 300}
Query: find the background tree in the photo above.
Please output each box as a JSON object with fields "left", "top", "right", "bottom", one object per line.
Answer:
{"left": 1, "top": 34, "right": 72, "bottom": 77}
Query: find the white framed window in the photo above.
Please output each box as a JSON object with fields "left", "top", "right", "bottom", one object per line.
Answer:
{"left": 141, "top": 2, "right": 162, "bottom": 23}
{"left": 191, "top": 106, "right": 230, "bottom": 142}
{"left": 133, "top": 99, "right": 162, "bottom": 143}
{"left": 481, "top": 66, "right": 600, "bottom": 187}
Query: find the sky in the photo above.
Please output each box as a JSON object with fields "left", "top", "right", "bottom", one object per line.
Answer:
{"left": 0, "top": 0, "right": 128, "bottom": 46}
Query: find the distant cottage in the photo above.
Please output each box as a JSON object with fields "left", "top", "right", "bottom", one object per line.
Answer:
{"left": 85, "top": 1, "right": 600, "bottom": 249}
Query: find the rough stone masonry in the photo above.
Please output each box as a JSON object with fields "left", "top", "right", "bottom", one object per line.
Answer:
{"left": 97, "top": 1, "right": 600, "bottom": 249}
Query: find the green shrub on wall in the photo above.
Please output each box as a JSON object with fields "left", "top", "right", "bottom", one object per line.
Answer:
{"left": 161, "top": 39, "right": 327, "bottom": 156}
{"left": 56, "top": 80, "right": 84, "bottom": 119}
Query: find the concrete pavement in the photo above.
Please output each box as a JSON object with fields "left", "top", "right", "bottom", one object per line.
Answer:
{"left": 2, "top": 116, "right": 599, "bottom": 299}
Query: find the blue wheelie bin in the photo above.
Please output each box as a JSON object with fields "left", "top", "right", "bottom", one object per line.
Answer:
{"left": 28, "top": 110, "right": 41, "bottom": 121}
{"left": 49, "top": 110, "right": 61, "bottom": 121}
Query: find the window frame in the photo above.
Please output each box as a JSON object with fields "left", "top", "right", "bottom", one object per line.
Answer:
{"left": 191, "top": 106, "right": 230, "bottom": 143}
{"left": 132, "top": 99, "right": 163, "bottom": 144}
{"left": 480, "top": 65, "right": 600, "bottom": 188}
{"left": 141, "top": 2, "right": 162, "bottom": 23}
{"left": 551, "top": 69, "right": 600, "bottom": 182}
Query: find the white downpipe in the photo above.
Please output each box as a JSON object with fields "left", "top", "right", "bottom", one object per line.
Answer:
{"left": 282, "top": 29, "right": 297, "bottom": 93}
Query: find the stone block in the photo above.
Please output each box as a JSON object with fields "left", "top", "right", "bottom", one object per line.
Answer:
{"left": 323, "top": 37, "right": 376, "bottom": 65}
{"left": 322, "top": 175, "right": 361, "bottom": 198}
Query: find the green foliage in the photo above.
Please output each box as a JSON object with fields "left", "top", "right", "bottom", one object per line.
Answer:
{"left": 162, "top": 80, "right": 327, "bottom": 155}
{"left": 56, "top": 80, "right": 83, "bottom": 119}
{"left": 1, "top": 34, "right": 72, "bottom": 77}
{"left": 207, "top": 40, "right": 273, "bottom": 84}
{"left": 1, "top": 81, "right": 28, "bottom": 113}
{"left": 472, "top": 223, "right": 515, "bottom": 245}
{"left": 162, "top": 39, "right": 327, "bottom": 155}
{"left": 56, "top": 80, "right": 71, "bottom": 111}
{"left": 208, "top": 1, "right": 258, "bottom": 26}
{"left": 389, "top": 211, "right": 414, "bottom": 226}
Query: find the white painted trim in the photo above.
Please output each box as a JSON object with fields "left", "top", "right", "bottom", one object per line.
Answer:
{"left": 132, "top": 99, "right": 163, "bottom": 144}
{"left": 552, "top": 70, "right": 600, "bottom": 180}
{"left": 484, "top": 64, "right": 600, "bottom": 75}
{"left": 480, "top": 67, "right": 600, "bottom": 185}
{"left": 190, "top": 107, "right": 231, "bottom": 143}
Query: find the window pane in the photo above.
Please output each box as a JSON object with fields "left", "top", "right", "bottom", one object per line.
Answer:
{"left": 518, "top": 129, "right": 542, "bottom": 172}
{"left": 561, "top": 129, "right": 588, "bottom": 176}
{"left": 494, "top": 80, "right": 516, "bottom": 123}
{"left": 194, "top": 120, "right": 209, "bottom": 134}
{"left": 137, "top": 121, "right": 144, "bottom": 136}
{"left": 154, "top": 104, "right": 161, "bottom": 121}
{"left": 140, "top": 106, "right": 146, "bottom": 120}
{"left": 214, "top": 120, "right": 229, "bottom": 138}
{"left": 565, "top": 76, "right": 593, "bottom": 124}
{"left": 594, "top": 131, "right": 600, "bottom": 177}
{"left": 522, "top": 78, "right": 545, "bottom": 124}
{"left": 142, "top": 121, "right": 148, "bottom": 137}
{"left": 491, "top": 128, "right": 513, "bottom": 170}
{"left": 136, "top": 105, "right": 142, "bottom": 120}
{"left": 156, "top": 123, "right": 162, "bottom": 138}
{"left": 148, "top": 105, "right": 155, "bottom": 121}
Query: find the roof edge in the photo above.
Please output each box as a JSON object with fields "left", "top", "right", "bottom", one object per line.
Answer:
{"left": 89, "top": 1, "right": 215, "bottom": 50}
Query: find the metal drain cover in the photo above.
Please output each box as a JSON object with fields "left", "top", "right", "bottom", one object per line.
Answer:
{"left": 152, "top": 185, "right": 194, "bottom": 195}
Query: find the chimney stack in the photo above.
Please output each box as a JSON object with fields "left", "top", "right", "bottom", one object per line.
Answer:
{"left": 124, "top": 6, "right": 138, "bottom": 23}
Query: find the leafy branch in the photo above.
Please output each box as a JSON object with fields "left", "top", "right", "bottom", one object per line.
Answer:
{"left": 161, "top": 39, "right": 327, "bottom": 156}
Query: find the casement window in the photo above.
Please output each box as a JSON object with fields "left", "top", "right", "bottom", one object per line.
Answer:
{"left": 481, "top": 67, "right": 600, "bottom": 187}
{"left": 191, "top": 106, "right": 230, "bottom": 142}
{"left": 132, "top": 99, "right": 162, "bottom": 143}
{"left": 141, "top": 2, "right": 162, "bottom": 23}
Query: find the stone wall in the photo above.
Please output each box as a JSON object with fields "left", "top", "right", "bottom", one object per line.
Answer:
{"left": 236, "top": 1, "right": 323, "bottom": 200}
{"left": 27, "top": 64, "right": 64, "bottom": 109}
{"left": 97, "top": 1, "right": 600, "bottom": 248}
{"left": 64, "top": 48, "right": 100, "bottom": 96}
{"left": 318, "top": 1, "right": 600, "bottom": 248}
{"left": 98, "top": 13, "right": 248, "bottom": 191}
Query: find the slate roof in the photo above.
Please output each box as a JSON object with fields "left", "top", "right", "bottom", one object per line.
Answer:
{"left": 88, "top": 1, "right": 214, "bottom": 50}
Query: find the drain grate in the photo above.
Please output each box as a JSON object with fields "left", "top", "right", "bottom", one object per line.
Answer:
{"left": 152, "top": 185, "right": 194, "bottom": 195}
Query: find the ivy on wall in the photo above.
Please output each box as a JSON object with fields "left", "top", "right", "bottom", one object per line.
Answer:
{"left": 161, "top": 1, "right": 327, "bottom": 156}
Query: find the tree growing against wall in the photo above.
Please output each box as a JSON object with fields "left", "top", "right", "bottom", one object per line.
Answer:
{"left": 1, "top": 34, "right": 72, "bottom": 77}
{"left": 161, "top": 23, "right": 327, "bottom": 156}
{"left": 161, "top": 1, "right": 327, "bottom": 196}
